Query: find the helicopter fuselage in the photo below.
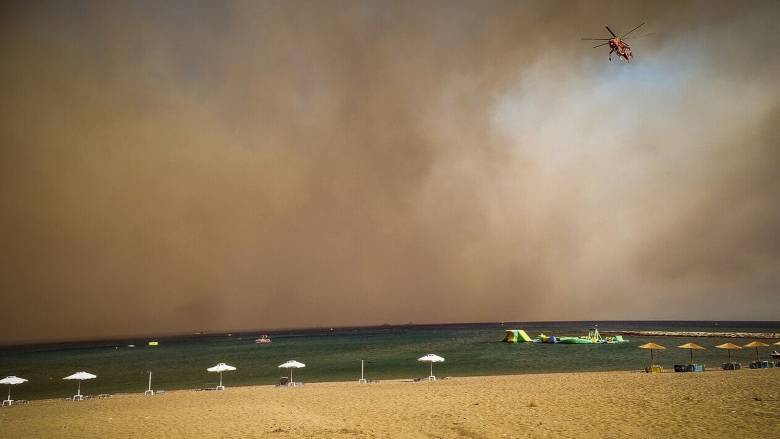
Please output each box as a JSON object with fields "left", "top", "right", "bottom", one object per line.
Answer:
{"left": 608, "top": 37, "right": 632, "bottom": 61}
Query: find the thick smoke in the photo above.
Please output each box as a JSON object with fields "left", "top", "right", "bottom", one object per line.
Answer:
{"left": 1, "top": 0, "right": 778, "bottom": 343}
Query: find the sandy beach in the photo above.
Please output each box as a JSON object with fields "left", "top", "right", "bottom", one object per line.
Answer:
{"left": 2, "top": 369, "right": 778, "bottom": 438}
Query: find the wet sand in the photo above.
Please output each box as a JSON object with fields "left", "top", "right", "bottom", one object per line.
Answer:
{"left": 2, "top": 369, "right": 778, "bottom": 438}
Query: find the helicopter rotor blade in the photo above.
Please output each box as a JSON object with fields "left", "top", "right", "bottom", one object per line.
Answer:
{"left": 581, "top": 38, "right": 611, "bottom": 41}
{"left": 621, "top": 22, "right": 646, "bottom": 39}
{"left": 605, "top": 26, "right": 617, "bottom": 37}
{"left": 592, "top": 42, "right": 610, "bottom": 48}
{"left": 624, "top": 32, "right": 656, "bottom": 41}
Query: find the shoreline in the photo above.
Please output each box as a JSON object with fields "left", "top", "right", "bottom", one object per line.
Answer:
{"left": 4, "top": 367, "right": 771, "bottom": 406}
{"left": 4, "top": 365, "right": 769, "bottom": 405}
{"left": 4, "top": 368, "right": 778, "bottom": 438}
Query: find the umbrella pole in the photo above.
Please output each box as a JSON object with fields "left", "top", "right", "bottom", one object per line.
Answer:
{"left": 690, "top": 349, "right": 693, "bottom": 364}
{"left": 7, "top": 385, "right": 10, "bottom": 401}
{"left": 728, "top": 350, "right": 731, "bottom": 363}
{"left": 219, "top": 371, "right": 223, "bottom": 388}
{"left": 650, "top": 349, "right": 654, "bottom": 365}
{"left": 77, "top": 380, "right": 81, "bottom": 397}
{"left": 430, "top": 362, "right": 433, "bottom": 378}
{"left": 756, "top": 347, "right": 760, "bottom": 362}
{"left": 290, "top": 368, "right": 293, "bottom": 384}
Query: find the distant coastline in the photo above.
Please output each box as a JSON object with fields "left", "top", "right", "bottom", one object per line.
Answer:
{"left": 601, "top": 330, "right": 780, "bottom": 339}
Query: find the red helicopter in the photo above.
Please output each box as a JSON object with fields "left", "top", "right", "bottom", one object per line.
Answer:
{"left": 582, "top": 23, "right": 645, "bottom": 62}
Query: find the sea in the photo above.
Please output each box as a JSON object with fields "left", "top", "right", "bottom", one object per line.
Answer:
{"left": 1, "top": 321, "right": 778, "bottom": 401}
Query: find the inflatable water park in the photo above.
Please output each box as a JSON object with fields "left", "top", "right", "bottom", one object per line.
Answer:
{"left": 503, "top": 327, "right": 628, "bottom": 344}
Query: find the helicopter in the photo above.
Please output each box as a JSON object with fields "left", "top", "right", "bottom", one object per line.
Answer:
{"left": 582, "top": 23, "right": 645, "bottom": 62}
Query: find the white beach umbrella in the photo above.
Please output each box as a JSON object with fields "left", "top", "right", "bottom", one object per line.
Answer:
{"left": 207, "top": 363, "right": 236, "bottom": 390}
{"left": 1, "top": 376, "right": 27, "bottom": 405}
{"left": 63, "top": 371, "right": 97, "bottom": 400}
{"left": 278, "top": 360, "right": 306, "bottom": 383}
{"left": 418, "top": 354, "right": 445, "bottom": 380}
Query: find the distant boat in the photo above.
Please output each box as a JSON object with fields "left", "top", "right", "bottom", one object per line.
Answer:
{"left": 127, "top": 344, "right": 135, "bottom": 348}
{"left": 255, "top": 335, "right": 271, "bottom": 344}
{"left": 147, "top": 341, "right": 159, "bottom": 346}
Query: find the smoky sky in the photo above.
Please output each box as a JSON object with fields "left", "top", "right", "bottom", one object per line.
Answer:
{"left": 1, "top": 0, "right": 778, "bottom": 344}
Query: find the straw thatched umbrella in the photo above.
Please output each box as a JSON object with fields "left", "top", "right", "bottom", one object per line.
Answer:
{"left": 677, "top": 342, "right": 705, "bottom": 364}
{"left": 715, "top": 342, "right": 742, "bottom": 363}
{"left": 743, "top": 341, "right": 769, "bottom": 362}
{"left": 639, "top": 342, "right": 666, "bottom": 366}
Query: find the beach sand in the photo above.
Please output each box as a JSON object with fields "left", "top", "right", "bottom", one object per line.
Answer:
{"left": 2, "top": 369, "right": 778, "bottom": 438}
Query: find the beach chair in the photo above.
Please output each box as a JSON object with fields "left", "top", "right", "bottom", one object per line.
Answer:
{"left": 750, "top": 361, "right": 773, "bottom": 369}
{"left": 674, "top": 365, "right": 687, "bottom": 373}
{"left": 645, "top": 365, "right": 663, "bottom": 373}
{"left": 278, "top": 377, "right": 290, "bottom": 387}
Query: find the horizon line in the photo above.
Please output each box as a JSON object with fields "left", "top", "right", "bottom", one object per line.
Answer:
{"left": 2, "top": 319, "right": 779, "bottom": 350}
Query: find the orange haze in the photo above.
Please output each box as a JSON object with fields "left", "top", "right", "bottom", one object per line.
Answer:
{"left": 1, "top": 0, "right": 778, "bottom": 343}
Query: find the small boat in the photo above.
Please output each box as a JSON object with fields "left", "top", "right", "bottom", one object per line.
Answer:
{"left": 147, "top": 341, "right": 159, "bottom": 346}
{"left": 127, "top": 344, "right": 135, "bottom": 348}
{"left": 255, "top": 335, "right": 272, "bottom": 344}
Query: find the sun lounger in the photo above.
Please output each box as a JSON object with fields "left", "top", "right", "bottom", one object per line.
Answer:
{"left": 722, "top": 362, "right": 741, "bottom": 370}
{"left": 750, "top": 361, "right": 774, "bottom": 369}
{"left": 3, "top": 399, "right": 28, "bottom": 406}
{"left": 97, "top": 394, "right": 112, "bottom": 399}
{"left": 645, "top": 365, "right": 663, "bottom": 373}
{"left": 688, "top": 364, "right": 704, "bottom": 372}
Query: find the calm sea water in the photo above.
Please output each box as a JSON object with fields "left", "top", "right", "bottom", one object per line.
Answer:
{"left": 1, "top": 321, "right": 778, "bottom": 401}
